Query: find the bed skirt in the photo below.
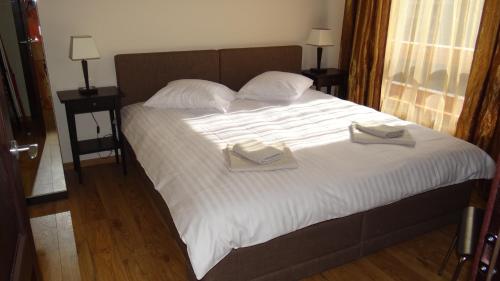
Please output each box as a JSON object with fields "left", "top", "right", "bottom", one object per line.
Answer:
{"left": 125, "top": 140, "right": 475, "bottom": 281}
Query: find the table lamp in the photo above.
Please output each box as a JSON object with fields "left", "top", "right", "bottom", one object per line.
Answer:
{"left": 69, "top": 35, "right": 100, "bottom": 96}
{"left": 306, "top": 28, "right": 335, "bottom": 73}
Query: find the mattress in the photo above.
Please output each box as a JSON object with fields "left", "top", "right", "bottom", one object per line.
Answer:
{"left": 121, "top": 90, "right": 495, "bottom": 279}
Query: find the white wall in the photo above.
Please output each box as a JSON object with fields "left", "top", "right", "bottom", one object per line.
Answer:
{"left": 37, "top": 0, "right": 345, "bottom": 163}
{"left": 0, "top": 0, "right": 31, "bottom": 116}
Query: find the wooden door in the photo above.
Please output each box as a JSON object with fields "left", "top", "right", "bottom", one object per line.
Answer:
{"left": 472, "top": 157, "right": 500, "bottom": 281}
{"left": 0, "top": 70, "right": 39, "bottom": 280}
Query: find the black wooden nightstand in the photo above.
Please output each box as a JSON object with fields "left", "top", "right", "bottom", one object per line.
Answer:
{"left": 302, "top": 68, "right": 348, "bottom": 99}
{"left": 57, "top": 86, "right": 126, "bottom": 183}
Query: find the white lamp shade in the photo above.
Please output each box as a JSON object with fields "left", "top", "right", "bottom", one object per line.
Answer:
{"left": 69, "top": 35, "right": 100, "bottom": 60}
{"left": 306, "top": 29, "right": 335, "bottom": 47}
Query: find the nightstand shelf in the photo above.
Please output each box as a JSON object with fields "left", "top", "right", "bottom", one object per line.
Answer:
{"left": 57, "top": 86, "right": 126, "bottom": 183}
{"left": 78, "top": 136, "right": 117, "bottom": 155}
{"left": 302, "top": 68, "right": 347, "bottom": 99}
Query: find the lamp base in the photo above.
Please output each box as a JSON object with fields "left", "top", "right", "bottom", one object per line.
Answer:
{"left": 78, "top": 86, "right": 98, "bottom": 96}
{"left": 310, "top": 68, "right": 328, "bottom": 74}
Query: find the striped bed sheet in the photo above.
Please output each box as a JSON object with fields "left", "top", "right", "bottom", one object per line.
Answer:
{"left": 121, "top": 90, "right": 495, "bottom": 280}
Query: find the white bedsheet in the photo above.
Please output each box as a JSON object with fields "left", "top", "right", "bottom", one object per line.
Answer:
{"left": 121, "top": 90, "right": 495, "bottom": 279}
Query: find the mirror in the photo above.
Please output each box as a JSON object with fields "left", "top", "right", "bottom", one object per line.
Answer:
{"left": 0, "top": 0, "right": 66, "bottom": 203}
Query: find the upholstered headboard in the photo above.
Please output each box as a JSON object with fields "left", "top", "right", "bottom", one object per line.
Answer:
{"left": 115, "top": 46, "right": 302, "bottom": 106}
{"left": 115, "top": 50, "right": 219, "bottom": 106}
{"left": 219, "top": 46, "right": 302, "bottom": 90}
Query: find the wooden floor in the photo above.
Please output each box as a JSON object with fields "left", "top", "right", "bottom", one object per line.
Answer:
{"left": 29, "top": 130, "right": 66, "bottom": 196}
{"left": 29, "top": 162, "right": 474, "bottom": 281}
{"left": 17, "top": 108, "right": 66, "bottom": 198}
{"left": 31, "top": 211, "right": 80, "bottom": 281}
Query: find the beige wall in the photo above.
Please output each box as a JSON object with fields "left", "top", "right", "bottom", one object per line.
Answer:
{"left": 37, "top": 0, "right": 345, "bottom": 163}
{"left": 326, "top": 0, "right": 346, "bottom": 68}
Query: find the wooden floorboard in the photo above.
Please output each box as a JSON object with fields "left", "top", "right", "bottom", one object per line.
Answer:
{"left": 29, "top": 163, "right": 474, "bottom": 281}
{"left": 31, "top": 211, "right": 81, "bottom": 281}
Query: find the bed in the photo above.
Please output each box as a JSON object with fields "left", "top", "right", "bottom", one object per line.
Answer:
{"left": 114, "top": 46, "right": 495, "bottom": 281}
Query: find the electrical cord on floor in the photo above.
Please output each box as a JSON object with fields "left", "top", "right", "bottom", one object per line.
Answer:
{"left": 91, "top": 112, "right": 115, "bottom": 159}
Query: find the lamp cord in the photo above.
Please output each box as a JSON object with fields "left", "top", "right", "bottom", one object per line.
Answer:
{"left": 90, "top": 112, "right": 113, "bottom": 158}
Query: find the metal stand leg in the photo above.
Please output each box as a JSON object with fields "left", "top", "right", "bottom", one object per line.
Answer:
{"left": 439, "top": 235, "right": 458, "bottom": 275}
{"left": 451, "top": 256, "right": 468, "bottom": 281}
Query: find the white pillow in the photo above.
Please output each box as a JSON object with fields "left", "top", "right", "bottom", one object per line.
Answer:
{"left": 237, "top": 71, "right": 313, "bottom": 102}
{"left": 144, "top": 79, "right": 235, "bottom": 113}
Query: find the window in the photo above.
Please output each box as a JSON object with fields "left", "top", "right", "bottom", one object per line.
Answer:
{"left": 380, "top": 0, "right": 484, "bottom": 134}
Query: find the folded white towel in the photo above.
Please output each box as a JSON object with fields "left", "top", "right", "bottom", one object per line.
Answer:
{"left": 232, "top": 140, "right": 283, "bottom": 164}
{"left": 349, "top": 125, "right": 416, "bottom": 147}
{"left": 225, "top": 143, "right": 298, "bottom": 172}
{"left": 354, "top": 122, "right": 405, "bottom": 138}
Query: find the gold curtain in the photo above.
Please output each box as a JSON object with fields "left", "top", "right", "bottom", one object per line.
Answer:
{"left": 339, "top": 0, "right": 392, "bottom": 110}
{"left": 456, "top": 0, "right": 500, "bottom": 158}
{"left": 380, "top": 0, "right": 485, "bottom": 135}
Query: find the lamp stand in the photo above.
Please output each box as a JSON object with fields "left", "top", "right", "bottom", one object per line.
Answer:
{"left": 79, "top": 59, "right": 98, "bottom": 96}
{"left": 310, "top": 47, "right": 327, "bottom": 74}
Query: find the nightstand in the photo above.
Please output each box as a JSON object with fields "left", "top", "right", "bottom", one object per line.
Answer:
{"left": 57, "top": 86, "right": 126, "bottom": 183}
{"left": 302, "top": 68, "right": 348, "bottom": 99}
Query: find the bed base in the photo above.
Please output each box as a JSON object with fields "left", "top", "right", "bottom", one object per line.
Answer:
{"left": 125, "top": 140, "right": 475, "bottom": 281}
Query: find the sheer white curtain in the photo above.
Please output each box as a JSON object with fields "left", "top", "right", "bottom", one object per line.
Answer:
{"left": 380, "top": 0, "right": 484, "bottom": 134}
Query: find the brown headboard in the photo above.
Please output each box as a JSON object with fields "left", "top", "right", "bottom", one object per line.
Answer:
{"left": 219, "top": 46, "right": 302, "bottom": 91}
{"left": 115, "top": 50, "right": 219, "bottom": 106}
{"left": 115, "top": 46, "right": 302, "bottom": 106}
